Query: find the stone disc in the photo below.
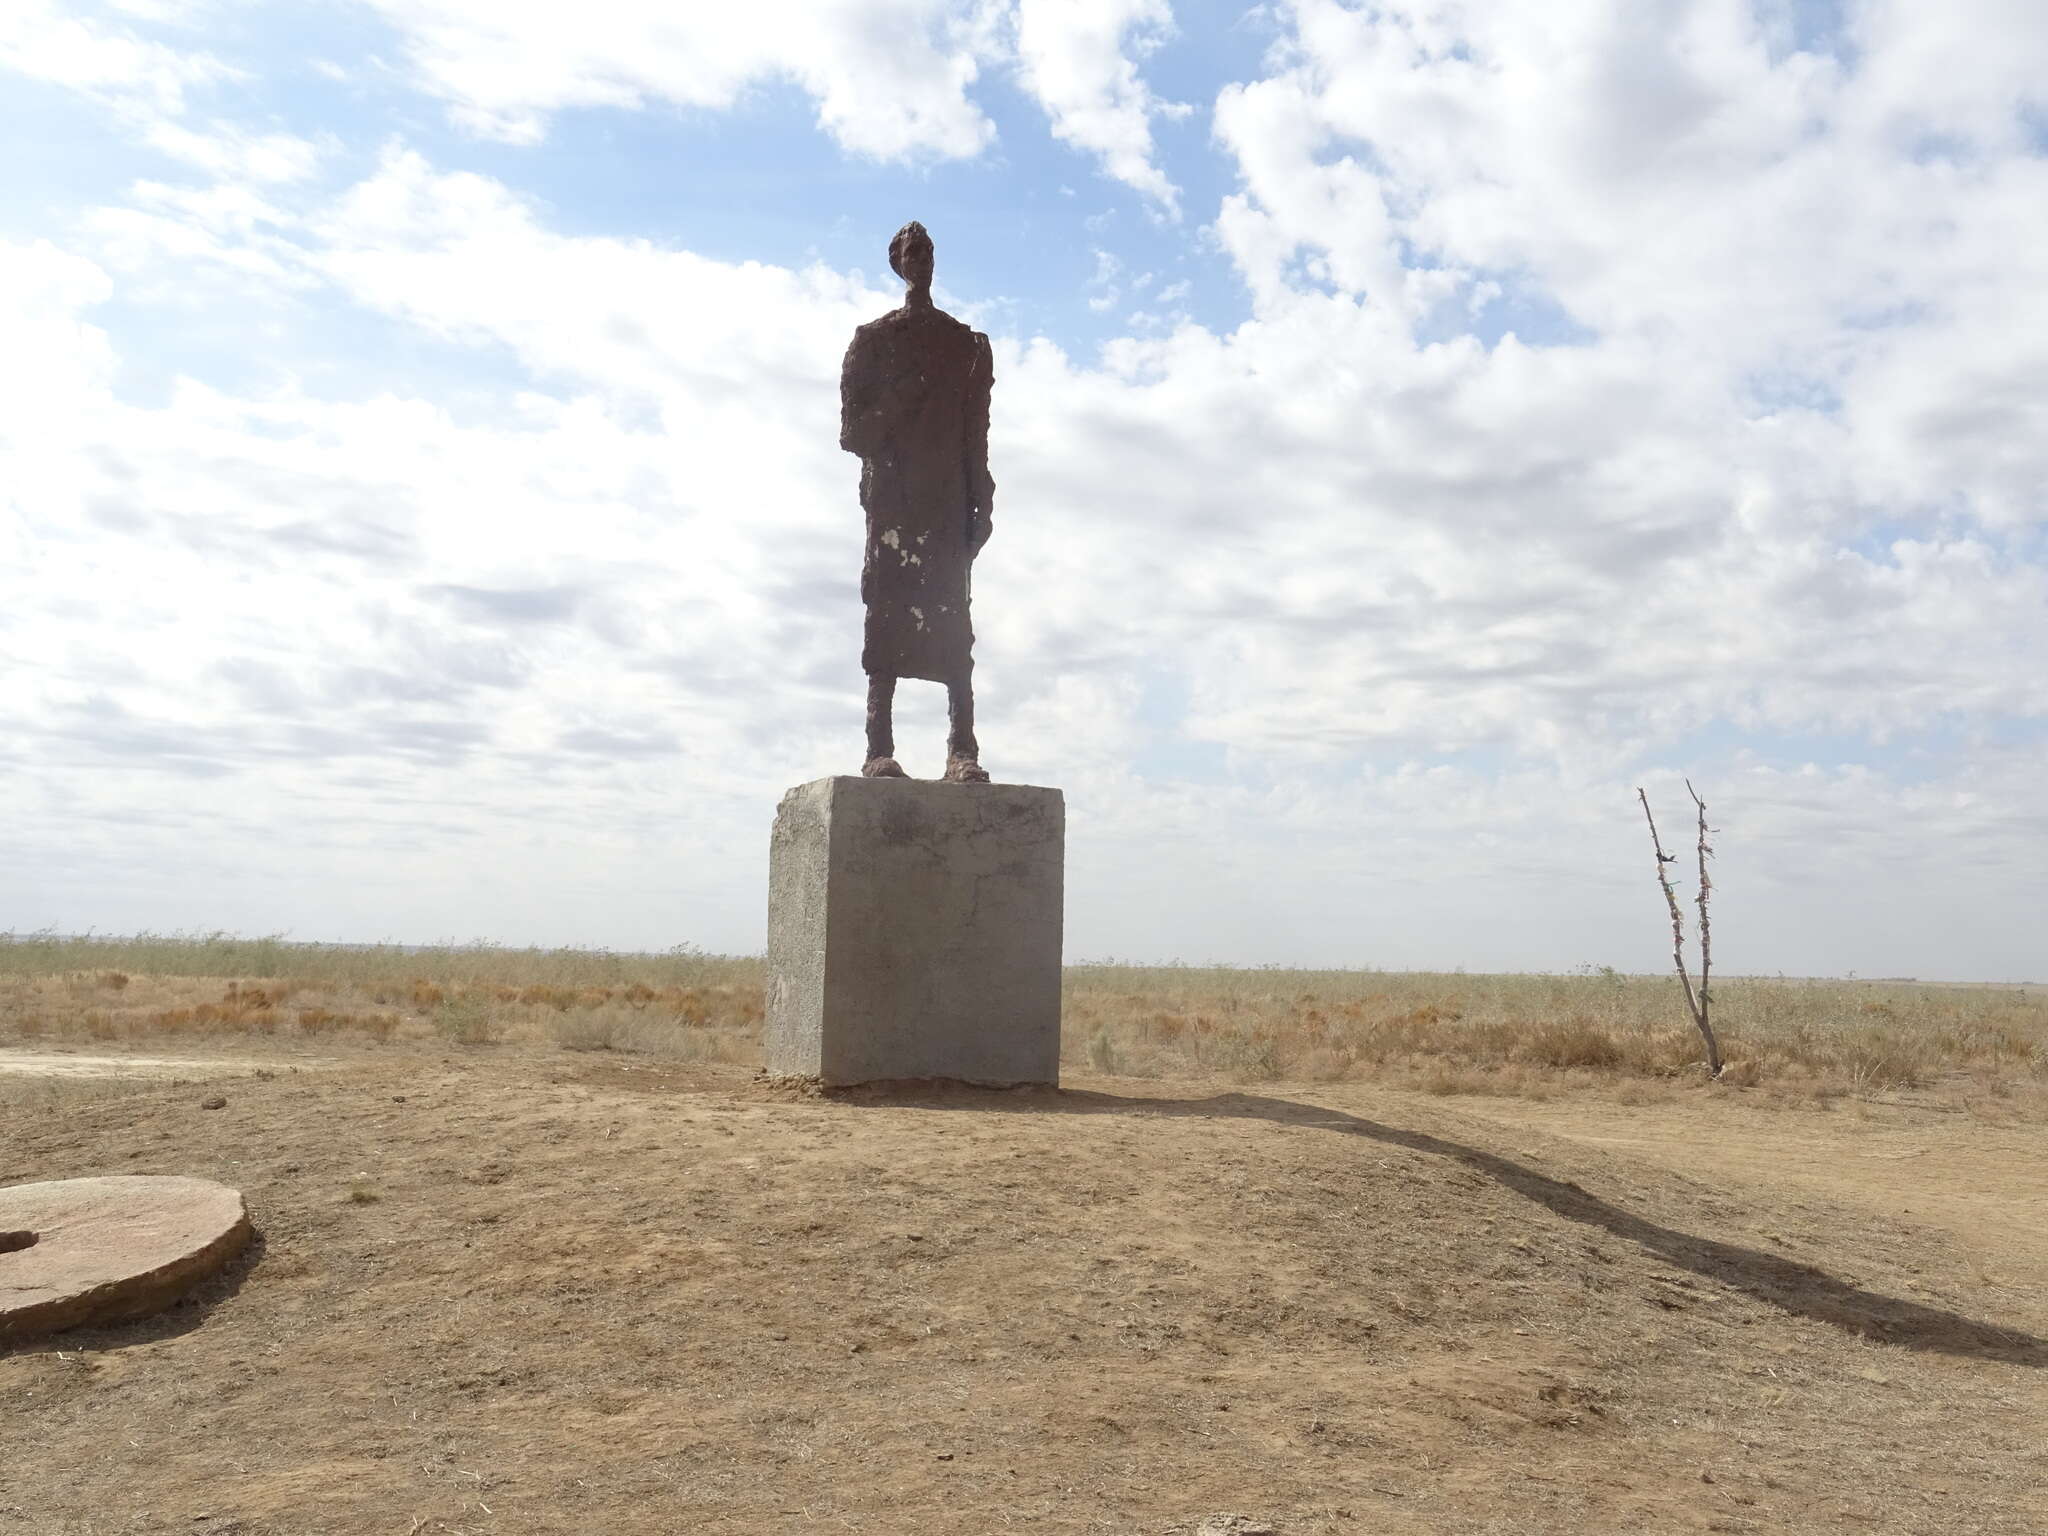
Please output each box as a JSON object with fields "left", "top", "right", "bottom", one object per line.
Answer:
{"left": 0, "top": 1175, "right": 252, "bottom": 1344}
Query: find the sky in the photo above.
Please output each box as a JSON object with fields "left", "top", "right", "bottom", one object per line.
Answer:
{"left": 2, "top": 0, "right": 2044, "bottom": 979}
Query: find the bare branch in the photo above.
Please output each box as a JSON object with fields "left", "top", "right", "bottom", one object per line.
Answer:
{"left": 1685, "top": 779, "right": 1722, "bottom": 1078}
{"left": 1638, "top": 785, "right": 1722, "bottom": 1077}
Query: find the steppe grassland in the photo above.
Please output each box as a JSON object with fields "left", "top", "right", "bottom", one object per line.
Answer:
{"left": 1, "top": 932, "right": 2041, "bottom": 1111}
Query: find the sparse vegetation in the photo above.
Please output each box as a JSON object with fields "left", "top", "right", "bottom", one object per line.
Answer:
{"left": 0, "top": 1072, "right": 163, "bottom": 1113}
{"left": 1, "top": 932, "right": 2041, "bottom": 1108}
{"left": 1059, "top": 962, "right": 2044, "bottom": 1104}
{"left": 0, "top": 929, "right": 755, "bottom": 992}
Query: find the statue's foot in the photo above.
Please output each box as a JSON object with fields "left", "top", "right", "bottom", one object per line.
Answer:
{"left": 862, "top": 756, "right": 908, "bottom": 778}
{"left": 943, "top": 756, "right": 991, "bottom": 784}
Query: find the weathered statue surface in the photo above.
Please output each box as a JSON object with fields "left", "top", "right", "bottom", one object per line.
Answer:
{"left": 839, "top": 221, "right": 994, "bottom": 783}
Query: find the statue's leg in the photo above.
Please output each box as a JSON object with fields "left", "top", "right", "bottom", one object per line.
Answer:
{"left": 944, "top": 672, "right": 989, "bottom": 783}
{"left": 863, "top": 672, "right": 906, "bottom": 778}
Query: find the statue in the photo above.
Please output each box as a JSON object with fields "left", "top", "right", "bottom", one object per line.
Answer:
{"left": 839, "top": 221, "right": 994, "bottom": 783}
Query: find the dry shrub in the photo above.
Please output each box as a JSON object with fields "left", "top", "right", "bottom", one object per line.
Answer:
{"left": 98, "top": 971, "right": 130, "bottom": 991}
{"left": 639, "top": 1019, "right": 754, "bottom": 1063}
{"left": 225, "top": 980, "right": 293, "bottom": 1008}
{"left": 146, "top": 998, "right": 280, "bottom": 1037}
{"left": 1421, "top": 1065, "right": 1491, "bottom": 1097}
{"left": 1717, "top": 1059, "right": 1762, "bottom": 1088}
{"left": 293, "top": 1007, "right": 394, "bottom": 1040}
{"left": 553, "top": 1008, "right": 631, "bottom": 1052}
{"left": 658, "top": 987, "right": 710, "bottom": 1023}
{"left": 432, "top": 997, "right": 499, "bottom": 1045}
{"left": 1838, "top": 1033, "right": 1932, "bottom": 1091}
{"left": 1293, "top": 1046, "right": 1358, "bottom": 1082}
{"left": 1519, "top": 1018, "right": 1624, "bottom": 1070}
{"left": 1212, "top": 1028, "right": 1282, "bottom": 1082}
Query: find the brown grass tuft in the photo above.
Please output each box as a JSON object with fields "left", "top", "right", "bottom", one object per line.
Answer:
{"left": 1520, "top": 1017, "right": 1625, "bottom": 1070}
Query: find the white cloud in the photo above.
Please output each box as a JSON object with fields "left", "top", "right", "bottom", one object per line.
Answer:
{"left": 1014, "top": 0, "right": 1187, "bottom": 210}
{"left": 307, "top": 150, "right": 885, "bottom": 422}
{"left": 4, "top": 3, "right": 2046, "bottom": 976}
{"left": 142, "top": 120, "right": 328, "bottom": 183}
{"left": 132, "top": 149, "right": 2048, "bottom": 739}
{"left": 358, "top": 0, "right": 1004, "bottom": 158}
{"left": 0, "top": 229, "right": 858, "bottom": 948}
{"left": 0, "top": 0, "right": 235, "bottom": 118}
{"left": 1216, "top": 0, "right": 2048, "bottom": 375}
{"left": 0, "top": 1, "right": 332, "bottom": 197}
{"left": 1207, "top": 1, "right": 2048, "bottom": 572}
{"left": 1083, "top": 246, "right": 1121, "bottom": 310}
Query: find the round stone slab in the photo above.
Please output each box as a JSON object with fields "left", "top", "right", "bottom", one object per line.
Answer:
{"left": 0, "top": 1176, "right": 252, "bottom": 1343}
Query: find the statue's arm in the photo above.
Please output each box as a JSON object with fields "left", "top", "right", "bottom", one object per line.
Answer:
{"left": 840, "top": 330, "right": 880, "bottom": 457}
{"left": 966, "top": 331, "right": 994, "bottom": 555}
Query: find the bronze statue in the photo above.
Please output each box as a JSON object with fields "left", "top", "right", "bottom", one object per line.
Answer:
{"left": 839, "top": 221, "right": 994, "bottom": 783}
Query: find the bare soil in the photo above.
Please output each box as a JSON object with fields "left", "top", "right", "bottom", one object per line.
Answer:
{"left": 2, "top": 1049, "right": 2043, "bottom": 1535}
{"left": 0, "top": 1051, "right": 302, "bottom": 1081}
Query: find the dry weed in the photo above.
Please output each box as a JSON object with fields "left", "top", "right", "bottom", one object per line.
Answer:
{"left": 0, "top": 929, "right": 757, "bottom": 992}
{"left": 1057, "top": 964, "right": 2047, "bottom": 1105}
{"left": 0, "top": 1074, "right": 161, "bottom": 1112}
{"left": 4, "top": 935, "right": 2042, "bottom": 1109}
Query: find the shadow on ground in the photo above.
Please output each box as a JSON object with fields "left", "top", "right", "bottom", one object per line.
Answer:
{"left": 838, "top": 1080, "right": 2048, "bottom": 1368}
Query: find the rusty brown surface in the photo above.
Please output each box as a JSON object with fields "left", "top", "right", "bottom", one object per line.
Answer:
{"left": 840, "top": 221, "right": 994, "bottom": 783}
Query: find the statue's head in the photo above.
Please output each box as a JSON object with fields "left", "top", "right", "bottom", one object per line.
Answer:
{"left": 889, "top": 220, "right": 935, "bottom": 293}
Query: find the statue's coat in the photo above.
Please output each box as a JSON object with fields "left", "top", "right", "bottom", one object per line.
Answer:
{"left": 840, "top": 304, "right": 994, "bottom": 684}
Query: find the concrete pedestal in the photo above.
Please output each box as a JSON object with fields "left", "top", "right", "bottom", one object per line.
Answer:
{"left": 765, "top": 776, "right": 1064, "bottom": 1087}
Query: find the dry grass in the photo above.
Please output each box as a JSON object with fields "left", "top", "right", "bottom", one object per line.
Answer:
{"left": 0, "top": 930, "right": 757, "bottom": 991}
{"left": 1061, "top": 963, "right": 2047, "bottom": 1105}
{"left": 0, "top": 932, "right": 764, "bottom": 1065}
{"left": 0, "top": 1073, "right": 164, "bottom": 1113}
{"left": 3, "top": 933, "right": 2042, "bottom": 1108}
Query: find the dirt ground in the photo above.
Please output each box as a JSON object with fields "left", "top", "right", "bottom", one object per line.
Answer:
{"left": 2, "top": 1047, "right": 2044, "bottom": 1535}
{"left": 0, "top": 1051, "right": 303, "bottom": 1081}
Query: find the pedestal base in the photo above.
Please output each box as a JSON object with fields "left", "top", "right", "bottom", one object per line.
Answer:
{"left": 765, "top": 776, "right": 1064, "bottom": 1087}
